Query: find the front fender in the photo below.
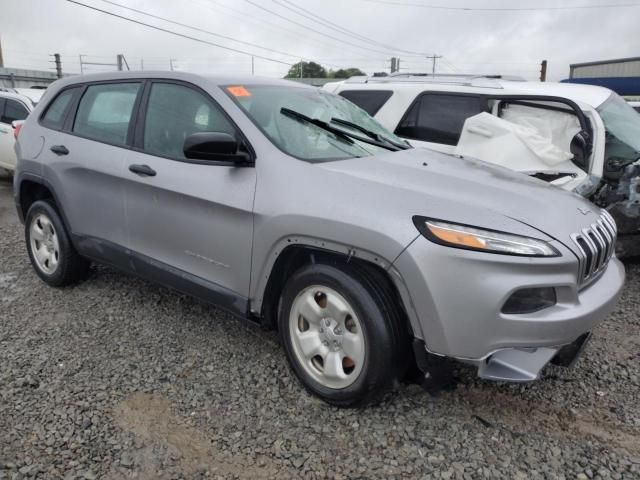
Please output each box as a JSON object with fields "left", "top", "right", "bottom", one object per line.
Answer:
{"left": 248, "top": 233, "right": 427, "bottom": 341}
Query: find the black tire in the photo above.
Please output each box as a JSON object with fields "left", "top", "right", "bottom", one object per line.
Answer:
{"left": 278, "top": 262, "right": 409, "bottom": 407}
{"left": 25, "top": 199, "right": 89, "bottom": 287}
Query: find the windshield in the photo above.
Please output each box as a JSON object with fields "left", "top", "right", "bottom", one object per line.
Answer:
{"left": 225, "top": 84, "right": 407, "bottom": 162}
{"left": 597, "top": 92, "right": 640, "bottom": 167}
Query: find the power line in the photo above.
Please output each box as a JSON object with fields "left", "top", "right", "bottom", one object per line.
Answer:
{"left": 194, "top": 0, "right": 365, "bottom": 58}
{"left": 64, "top": 0, "right": 293, "bottom": 66}
{"left": 243, "top": 0, "right": 407, "bottom": 56}
{"left": 196, "top": 0, "right": 402, "bottom": 67}
{"left": 353, "top": 0, "right": 640, "bottom": 11}
{"left": 271, "top": 0, "right": 427, "bottom": 56}
{"left": 95, "top": 0, "right": 338, "bottom": 67}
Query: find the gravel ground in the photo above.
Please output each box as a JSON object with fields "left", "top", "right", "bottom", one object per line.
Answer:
{"left": 1, "top": 173, "right": 639, "bottom": 480}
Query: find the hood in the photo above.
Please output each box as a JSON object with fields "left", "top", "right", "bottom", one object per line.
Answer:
{"left": 319, "top": 148, "right": 604, "bottom": 252}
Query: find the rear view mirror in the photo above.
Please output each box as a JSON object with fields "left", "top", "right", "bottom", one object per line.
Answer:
{"left": 183, "top": 132, "right": 252, "bottom": 164}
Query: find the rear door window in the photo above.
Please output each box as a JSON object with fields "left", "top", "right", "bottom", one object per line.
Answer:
{"left": 41, "top": 88, "right": 79, "bottom": 129}
{"left": 338, "top": 90, "right": 393, "bottom": 116}
{"left": 142, "top": 82, "right": 236, "bottom": 160}
{"left": 395, "top": 94, "right": 487, "bottom": 145}
{"left": 73, "top": 83, "right": 141, "bottom": 146}
{"left": 1, "top": 99, "right": 29, "bottom": 124}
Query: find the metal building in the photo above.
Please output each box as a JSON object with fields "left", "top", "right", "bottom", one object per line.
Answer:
{"left": 563, "top": 56, "right": 640, "bottom": 96}
{"left": 569, "top": 57, "right": 640, "bottom": 79}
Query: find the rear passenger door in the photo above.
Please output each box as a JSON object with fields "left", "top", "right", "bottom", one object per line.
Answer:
{"left": 394, "top": 93, "right": 488, "bottom": 153}
{"left": 123, "top": 81, "right": 256, "bottom": 303}
{"left": 39, "top": 82, "right": 142, "bottom": 252}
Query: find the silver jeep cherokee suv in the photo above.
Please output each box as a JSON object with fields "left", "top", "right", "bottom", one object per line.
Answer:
{"left": 14, "top": 72, "right": 625, "bottom": 406}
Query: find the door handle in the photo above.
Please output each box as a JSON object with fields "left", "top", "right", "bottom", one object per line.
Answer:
{"left": 50, "top": 145, "right": 69, "bottom": 155}
{"left": 0, "top": 128, "right": 9, "bottom": 134}
{"left": 128, "top": 164, "right": 156, "bottom": 177}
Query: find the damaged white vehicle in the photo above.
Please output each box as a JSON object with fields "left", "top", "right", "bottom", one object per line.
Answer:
{"left": 325, "top": 75, "right": 640, "bottom": 257}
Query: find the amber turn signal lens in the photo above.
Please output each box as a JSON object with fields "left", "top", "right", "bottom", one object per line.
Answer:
{"left": 426, "top": 223, "right": 486, "bottom": 249}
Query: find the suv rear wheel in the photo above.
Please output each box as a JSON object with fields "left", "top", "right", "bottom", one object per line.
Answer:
{"left": 278, "top": 262, "right": 408, "bottom": 406}
{"left": 25, "top": 200, "right": 89, "bottom": 286}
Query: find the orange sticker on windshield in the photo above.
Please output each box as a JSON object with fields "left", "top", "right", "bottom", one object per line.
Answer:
{"left": 227, "top": 85, "right": 252, "bottom": 97}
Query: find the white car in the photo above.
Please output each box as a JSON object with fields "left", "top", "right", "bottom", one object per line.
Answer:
{"left": 324, "top": 74, "right": 640, "bottom": 256}
{"left": 13, "top": 88, "right": 46, "bottom": 105}
{"left": 0, "top": 91, "right": 35, "bottom": 173}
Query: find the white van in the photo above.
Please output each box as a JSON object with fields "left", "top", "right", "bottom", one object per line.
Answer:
{"left": 325, "top": 74, "right": 640, "bottom": 256}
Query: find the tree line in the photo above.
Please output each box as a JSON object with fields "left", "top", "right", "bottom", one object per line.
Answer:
{"left": 284, "top": 61, "right": 368, "bottom": 79}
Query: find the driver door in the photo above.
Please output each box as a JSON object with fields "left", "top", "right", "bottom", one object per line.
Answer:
{"left": 123, "top": 81, "right": 256, "bottom": 304}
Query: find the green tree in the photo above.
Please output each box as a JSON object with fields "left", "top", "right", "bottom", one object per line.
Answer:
{"left": 285, "top": 61, "right": 327, "bottom": 79}
{"left": 331, "top": 68, "right": 367, "bottom": 79}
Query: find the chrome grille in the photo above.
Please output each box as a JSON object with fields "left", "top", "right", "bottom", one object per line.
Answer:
{"left": 571, "top": 210, "right": 617, "bottom": 285}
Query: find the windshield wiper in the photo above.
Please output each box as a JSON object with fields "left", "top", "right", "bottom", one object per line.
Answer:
{"left": 280, "top": 108, "right": 355, "bottom": 145}
{"left": 330, "top": 117, "right": 411, "bottom": 150}
{"left": 280, "top": 108, "right": 399, "bottom": 152}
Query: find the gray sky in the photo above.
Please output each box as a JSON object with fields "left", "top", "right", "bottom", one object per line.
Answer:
{"left": 1, "top": 0, "right": 639, "bottom": 81}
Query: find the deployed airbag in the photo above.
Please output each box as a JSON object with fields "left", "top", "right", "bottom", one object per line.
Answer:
{"left": 501, "top": 104, "right": 582, "bottom": 154}
{"left": 455, "top": 112, "right": 575, "bottom": 170}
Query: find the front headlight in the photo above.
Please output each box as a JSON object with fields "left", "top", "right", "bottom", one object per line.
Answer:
{"left": 413, "top": 217, "right": 559, "bottom": 257}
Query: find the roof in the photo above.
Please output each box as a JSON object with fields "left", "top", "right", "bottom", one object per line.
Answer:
{"left": 497, "top": 79, "right": 613, "bottom": 107}
{"left": 49, "top": 71, "right": 304, "bottom": 89}
{"left": 331, "top": 74, "right": 614, "bottom": 108}
{"left": 570, "top": 56, "right": 640, "bottom": 69}
{"left": 0, "top": 90, "right": 35, "bottom": 107}
{"left": 13, "top": 88, "right": 45, "bottom": 104}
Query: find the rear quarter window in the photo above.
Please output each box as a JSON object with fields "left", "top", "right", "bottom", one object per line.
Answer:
{"left": 40, "top": 87, "right": 79, "bottom": 129}
{"left": 395, "top": 93, "right": 488, "bottom": 146}
{"left": 338, "top": 90, "right": 393, "bottom": 116}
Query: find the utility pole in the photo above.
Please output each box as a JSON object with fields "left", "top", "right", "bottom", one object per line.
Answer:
{"left": 120, "top": 54, "right": 130, "bottom": 71}
{"left": 51, "top": 53, "right": 62, "bottom": 78}
{"left": 251, "top": 55, "right": 255, "bottom": 75}
{"left": 79, "top": 55, "right": 84, "bottom": 74}
{"left": 0, "top": 36, "right": 4, "bottom": 68}
{"left": 169, "top": 58, "right": 175, "bottom": 71}
{"left": 117, "top": 54, "right": 123, "bottom": 71}
{"left": 426, "top": 54, "right": 443, "bottom": 76}
{"left": 390, "top": 57, "right": 400, "bottom": 74}
{"left": 539, "top": 59, "right": 547, "bottom": 82}
{"left": 299, "top": 59, "right": 303, "bottom": 78}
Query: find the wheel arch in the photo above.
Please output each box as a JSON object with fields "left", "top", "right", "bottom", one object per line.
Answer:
{"left": 252, "top": 237, "right": 424, "bottom": 340}
{"left": 15, "top": 174, "right": 73, "bottom": 235}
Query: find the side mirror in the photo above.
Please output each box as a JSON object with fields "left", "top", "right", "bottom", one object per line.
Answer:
{"left": 183, "top": 132, "right": 252, "bottom": 164}
{"left": 570, "top": 131, "right": 589, "bottom": 170}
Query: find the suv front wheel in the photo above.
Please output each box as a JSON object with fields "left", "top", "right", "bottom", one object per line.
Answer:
{"left": 278, "top": 263, "right": 408, "bottom": 406}
{"left": 25, "top": 200, "right": 89, "bottom": 286}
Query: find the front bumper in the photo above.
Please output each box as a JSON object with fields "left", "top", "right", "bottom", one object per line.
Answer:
{"left": 470, "top": 332, "right": 592, "bottom": 382}
{"left": 394, "top": 237, "right": 625, "bottom": 369}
